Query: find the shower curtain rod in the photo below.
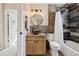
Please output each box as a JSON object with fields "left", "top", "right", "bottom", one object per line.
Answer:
{"left": 59, "top": 3, "right": 69, "bottom": 11}
{"left": 56, "top": 3, "right": 68, "bottom": 12}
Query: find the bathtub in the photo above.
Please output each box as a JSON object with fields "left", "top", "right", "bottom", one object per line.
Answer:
{"left": 0, "top": 45, "right": 17, "bottom": 56}
{"left": 62, "top": 40, "right": 79, "bottom": 56}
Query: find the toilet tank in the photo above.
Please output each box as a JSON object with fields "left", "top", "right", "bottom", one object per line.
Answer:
{"left": 46, "top": 33, "right": 55, "bottom": 41}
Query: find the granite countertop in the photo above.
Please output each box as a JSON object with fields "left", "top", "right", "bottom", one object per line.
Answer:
{"left": 26, "top": 33, "right": 46, "bottom": 37}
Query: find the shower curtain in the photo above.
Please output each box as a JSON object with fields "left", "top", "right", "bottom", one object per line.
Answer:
{"left": 55, "top": 11, "right": 64, "bottom": 51}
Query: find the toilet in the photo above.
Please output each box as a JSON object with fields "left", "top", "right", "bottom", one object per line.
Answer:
{"left": 46, "top": 33, "right": 60, "bottom": 56}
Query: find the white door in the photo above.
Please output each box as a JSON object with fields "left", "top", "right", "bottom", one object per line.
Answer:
{"left": 5, "top": 9, "right": 17, "bottom": 47}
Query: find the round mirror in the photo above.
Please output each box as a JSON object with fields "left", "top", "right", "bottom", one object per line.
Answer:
{"left": 31, "top": 14, "right": 43, "bottom": 25}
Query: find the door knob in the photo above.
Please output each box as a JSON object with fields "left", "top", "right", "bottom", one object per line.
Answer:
{"left": 20, "top": 32, "right": 22, "bottom": 35}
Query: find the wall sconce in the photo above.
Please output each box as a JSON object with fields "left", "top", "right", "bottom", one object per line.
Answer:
{"left": 31, "top": 9, "right": 42, "bottom": 12}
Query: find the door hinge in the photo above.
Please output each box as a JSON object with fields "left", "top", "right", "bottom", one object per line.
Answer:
{"left": 8, "top": 40, "right": 9, "bottom": 42}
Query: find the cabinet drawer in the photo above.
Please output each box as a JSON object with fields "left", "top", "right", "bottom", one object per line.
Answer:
{"left": 26, "top": 36, "right": 45, "bottom": 40}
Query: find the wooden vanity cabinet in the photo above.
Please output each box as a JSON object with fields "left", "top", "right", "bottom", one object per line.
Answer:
{"left": 26, "top": 36, "right": 46, "bottom": 55}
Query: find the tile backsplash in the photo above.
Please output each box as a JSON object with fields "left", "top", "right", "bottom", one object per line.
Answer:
{"left": 30, "top": 26, "right": 48, "bottom": 33}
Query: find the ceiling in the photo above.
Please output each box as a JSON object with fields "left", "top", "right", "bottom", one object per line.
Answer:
{"left": 48, "top": 3, "right": 66, "bottom": 8}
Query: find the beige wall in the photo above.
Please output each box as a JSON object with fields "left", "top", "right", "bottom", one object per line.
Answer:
{"left": 4, "top": 3, "right": 17, "bottom": 9}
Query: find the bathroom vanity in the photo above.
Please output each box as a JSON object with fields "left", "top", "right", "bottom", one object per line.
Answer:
{"left": 26, "top": 33, "right": 46, "bottom": 55}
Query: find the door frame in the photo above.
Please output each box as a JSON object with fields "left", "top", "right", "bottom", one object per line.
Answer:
{"left": 17, "top": 3, "right": 26, "bottom": 56}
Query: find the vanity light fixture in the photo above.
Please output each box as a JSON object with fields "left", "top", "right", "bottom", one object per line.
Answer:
{"left": 31, "top": 9, "right": 42, "bottom": 12}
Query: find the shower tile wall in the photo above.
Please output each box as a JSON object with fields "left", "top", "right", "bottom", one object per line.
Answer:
{"left": 62, "top": 3, "right": 79, "bottom": 43}
{"left": 61, "top": 8, "right": 70, "bottom": 41}
{"left": 69, "top": 3, "right": 79, "bottom": 43}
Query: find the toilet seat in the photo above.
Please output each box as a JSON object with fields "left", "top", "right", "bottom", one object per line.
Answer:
{"left": 50, "top": 41, "right": 60, "bottom": 50}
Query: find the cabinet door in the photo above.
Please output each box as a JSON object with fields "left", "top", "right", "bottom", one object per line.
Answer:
{"left": 36, "top": 40, "right": 46, "bottom": 55}
{"left": 26, "top": 36, "right": 46, "bottom": 55}
{"left": 26, "top": 40, "right": 36, "bottom": 55}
